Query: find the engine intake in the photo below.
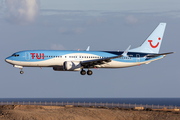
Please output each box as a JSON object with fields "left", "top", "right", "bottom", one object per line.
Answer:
{"left": 63, "top": 61, "right": 81, "bottom": 71}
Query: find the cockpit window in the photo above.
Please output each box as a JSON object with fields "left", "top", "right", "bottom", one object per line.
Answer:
{"left": 12, "top": 54, "right": 19, "bottom": 57}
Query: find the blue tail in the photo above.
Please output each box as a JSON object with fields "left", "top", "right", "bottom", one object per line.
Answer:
{"left": 129, "top": 23, "right": 166, "bottom": 53}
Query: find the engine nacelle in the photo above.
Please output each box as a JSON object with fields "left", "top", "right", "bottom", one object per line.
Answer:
{"left": 53, "top": 66, "right": 64, "bottom": 71}
{"left": 63, "top": 61, "right": 81, "bottom": 71}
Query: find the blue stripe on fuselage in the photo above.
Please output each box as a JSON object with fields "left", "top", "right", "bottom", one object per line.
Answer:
{"left": 7, "top": 50, "right": 159, "bottom": 63}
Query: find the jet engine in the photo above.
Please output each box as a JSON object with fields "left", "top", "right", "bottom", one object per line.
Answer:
{"left": 63, "top": 61, "right": 81, "bottom": 71}
{"left": 53, "top": 66, "right": 64, "bottom": 71}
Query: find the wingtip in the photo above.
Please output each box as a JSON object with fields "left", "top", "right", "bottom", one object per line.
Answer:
{"left": 160, "top": 23, "right": 167, "bottom": 25}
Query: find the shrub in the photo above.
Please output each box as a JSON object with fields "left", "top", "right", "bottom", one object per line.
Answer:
{"left": 145, "top": 108, "right": 152, "bottom": 111}
{"left": 89, "top": 106, "right": 95, "bottom": 108}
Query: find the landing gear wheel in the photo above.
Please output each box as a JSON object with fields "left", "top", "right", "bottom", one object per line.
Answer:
{"left": 87, "top": 70, "right": 93, "bottom": 75}
{"left": 20, "top": 71, "right": 24, "bottom": 74}
{"left": 80, "top": 70, "right": 86, "bottom": 75}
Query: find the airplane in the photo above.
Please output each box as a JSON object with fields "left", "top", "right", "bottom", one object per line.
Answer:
{"left": 5, "top": 23, "right": 173, "bottom": 75}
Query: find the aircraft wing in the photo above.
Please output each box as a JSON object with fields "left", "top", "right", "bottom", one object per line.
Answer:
{"left": 80, "top": 55, "right": 122, "bottom": 68}
{"left": 146, "top": 52, "right": 174, "bottom": 57}
{"left": 81, "top": 45, "right": 131, "bottom": 68}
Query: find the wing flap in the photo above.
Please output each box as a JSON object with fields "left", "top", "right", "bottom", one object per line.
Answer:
{"left": 80, "top": 45, "right": 131, "bottom": 68}
{"left": 80, "top": 55, "right": 122, "bottom": 67}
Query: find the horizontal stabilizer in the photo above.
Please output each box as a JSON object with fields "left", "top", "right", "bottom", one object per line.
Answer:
{"left": 146, "top": 52, "right": 174, "bottom": 57}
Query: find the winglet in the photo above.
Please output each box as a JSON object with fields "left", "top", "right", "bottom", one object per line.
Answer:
{"left": 122, "top": 45, "right": 131, "bottom": 56}
{"left": 86, "top": 46, "right": 90, "bottom": 51}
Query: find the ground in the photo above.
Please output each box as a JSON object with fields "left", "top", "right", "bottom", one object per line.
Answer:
{"left": 0, "top": 105, "right": 180, "bottom": 120}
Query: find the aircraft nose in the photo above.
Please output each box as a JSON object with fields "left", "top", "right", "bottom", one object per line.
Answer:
{"left": 5, "top": 58, "right": 9, "bottom": 63}
{"left": 5, "top": 57, "right": 11, "bottom": 63}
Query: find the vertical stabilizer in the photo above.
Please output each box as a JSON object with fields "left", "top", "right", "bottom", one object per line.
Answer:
{"left": 129, "top": 23, "right": 166, "bottom": 53}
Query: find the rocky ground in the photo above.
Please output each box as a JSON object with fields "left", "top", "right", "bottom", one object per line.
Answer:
{"left": 0, "top": 105, "right": 180, "bottom": 120}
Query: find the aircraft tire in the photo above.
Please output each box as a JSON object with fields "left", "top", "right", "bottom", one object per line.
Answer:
{"left": 80, "top": 70, "right": 86, "bottom": 75}
{"left": 87, "top": 70, "right": 93, "bottom": 75}
{"left": 20, "top": 71, "right": 24, "bottom": 74}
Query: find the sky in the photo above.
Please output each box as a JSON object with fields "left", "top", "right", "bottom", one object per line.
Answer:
{"left": 0, "top": 0, "right": 179, "bottom": 98}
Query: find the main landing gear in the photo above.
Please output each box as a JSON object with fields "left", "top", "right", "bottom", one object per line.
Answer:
{"left": 80, "top": 69, "right": 93, "bottom": 75}
{"left": 80, "top": 69, "right": 86, "bottom": 75}
{"left": 87, "top": 70, "right": 93, "bottom": 75}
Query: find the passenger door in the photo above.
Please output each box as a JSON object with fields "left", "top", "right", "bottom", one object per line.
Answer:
{"left": 25, "top": 52, "right": 30, "bottom": 61}
{"left": 136, "top": 54, "right": 140, "bottom": 62}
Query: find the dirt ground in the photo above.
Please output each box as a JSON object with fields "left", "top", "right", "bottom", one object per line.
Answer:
{"left": 0, "top": 105, "right": 180, "bottom": 120}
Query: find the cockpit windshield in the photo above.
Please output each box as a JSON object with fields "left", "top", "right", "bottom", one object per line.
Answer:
{"left": 12, "top": 54, "right": 19, "bottom": 57}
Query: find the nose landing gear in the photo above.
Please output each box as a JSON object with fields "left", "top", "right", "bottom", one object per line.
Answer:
{"left": 20, "top": 70, "right": 24, "bottom": 74}
{"left": 13, "top": 65, "right": 24, "bottom": 74}
{"left": 20, "top": 68, "right": 24, "bottom": 74}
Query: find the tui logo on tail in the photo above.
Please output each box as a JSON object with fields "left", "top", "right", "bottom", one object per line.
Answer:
{"left": 148, "top": 37, "right": 161, "bottom": 48}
